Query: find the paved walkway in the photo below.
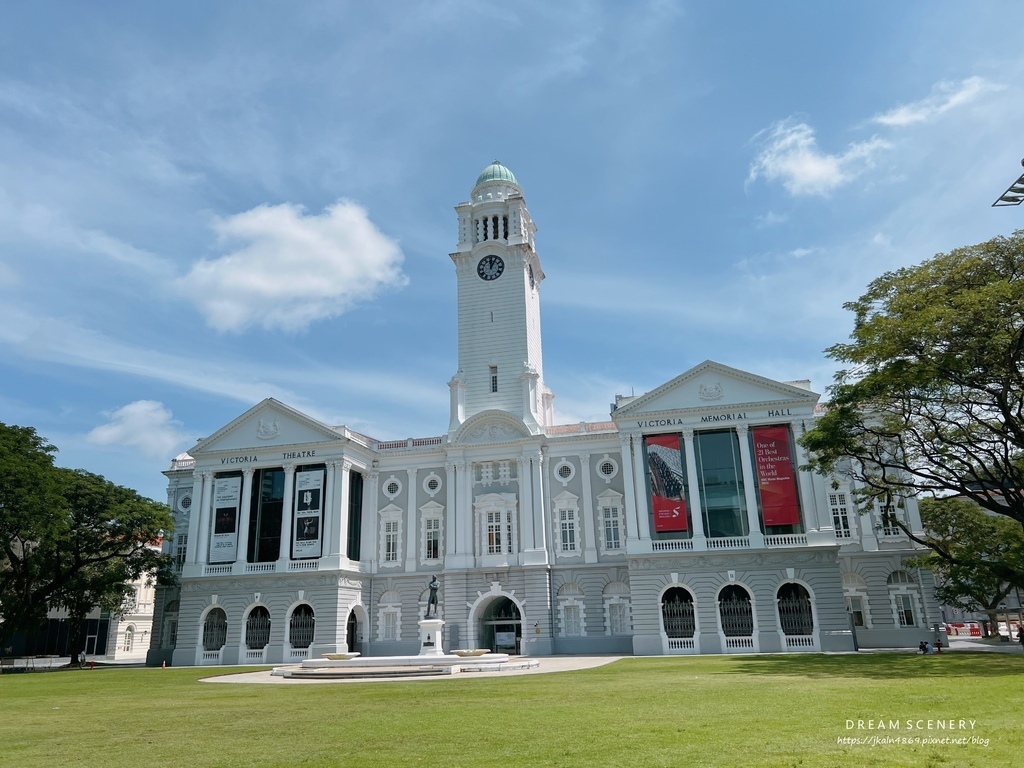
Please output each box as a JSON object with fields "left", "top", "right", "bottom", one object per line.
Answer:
{"left": 201, "top": 655, "right": 626, "bottom": 685}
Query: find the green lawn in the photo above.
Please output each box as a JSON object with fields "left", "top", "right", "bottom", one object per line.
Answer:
{"left": 1, "top": 654, "right": 1020, "bottom": 767}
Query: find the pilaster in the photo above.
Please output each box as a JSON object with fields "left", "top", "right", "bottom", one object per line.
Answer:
{"left": 681, "top": 428, "right": 707, "bottom": 549}
{"left": 736, "top": 425, "right": 765, "bottom": 547}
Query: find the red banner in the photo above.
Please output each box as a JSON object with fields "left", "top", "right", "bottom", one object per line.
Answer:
{"left": 752, "top": 426, "right": 801, "bottom": 526}
{"left": 653, "top": 495, "right": 689, "bottom": 532}
{"left": 645, "top": 434, "right": 688, "bottom": 532}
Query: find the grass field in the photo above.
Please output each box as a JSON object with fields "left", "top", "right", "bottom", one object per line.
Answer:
{"left": 1, "top": 653, "right": 1020, "bottom": 767}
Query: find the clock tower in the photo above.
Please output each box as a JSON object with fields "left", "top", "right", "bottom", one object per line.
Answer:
{"left": 448, "top": 161, "right": 553, "bottom": 435}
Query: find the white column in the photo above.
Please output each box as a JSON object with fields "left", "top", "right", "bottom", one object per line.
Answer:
{"left": 405, "top": 468, "right": 418, "bottom": 572}
{"left": 793, "top": 421, "right": 828, "bottom": 538}
{"left": 185, "top": 471, "right": 205, "bottom": 565}
{"left": 321, "top": 462, "right": 336, "bottom": 557}
{"left": 735, "top": 425, "right": 765, "bottom": 547}
{"left": 518, "top": 457, "right": 536, "bottom": 552}
{"left": 334, "top": 461, "right": 352, "bottom": 560}
{"left": 532, "top": 450, "right": 548, "bottom": 556}
{"left": 620, "top": 436, "right": 642, "bottom": 552}
{"left": 363, "top": 470, "right": 380, "bottom": 571}
{"left": 195, "top": 471, "right": 214, "bottom": 564}
{"left": 580, "top": 453, "right": 598, "bottom": 563}
{"left": 681, "top": 428, "right": 707, "bottom": 547}
{"left": 444, "top": 462, "right": 458, "bottom": 565}
{"left": 631, "top": 438, "right": 652, "bottom": 544}
{"left": 459, "top": 461, "right": 474, "bottom": 560}
{"left": 235, "top": 469, "right": 255, "bottom": 567}
{"left": 278, "top": 464, "right": 296, "bottom": 563}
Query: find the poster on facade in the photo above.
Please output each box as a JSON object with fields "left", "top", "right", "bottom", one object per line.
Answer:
{"left": 645, "top": 434, "right": 689, "bottom": 532}
{"left": 752, "top": 426, "right": 801, "bottom": 526}
{"left": 292, "top": 469, "right": 324, "bottom": 559}
{"left": 209, "top": 476, "right": 241, "bottom": 563}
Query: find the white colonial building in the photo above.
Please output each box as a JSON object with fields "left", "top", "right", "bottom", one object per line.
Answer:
{"left": 148, "top": 161, "right": 937, "bottom": 666}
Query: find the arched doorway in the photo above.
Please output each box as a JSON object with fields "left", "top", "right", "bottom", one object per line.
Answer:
{"left": 661, "top": 586, "right": 696, "bottom": 652}
{"left": 479, "top": 597, "right": 522, "bottom": 654}
{"left": 346, "top": 611, "right": 358, "bottom": 653}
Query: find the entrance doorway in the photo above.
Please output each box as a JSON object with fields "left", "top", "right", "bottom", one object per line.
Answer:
{"left": 479, "top": 597, "right": 522, "bottom": 654}
{"left": 346, "top": 611, "right": 358, "bottom": 653}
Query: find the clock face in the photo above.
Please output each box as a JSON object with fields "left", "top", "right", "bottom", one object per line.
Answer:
{"left": 477, "top": 254, "right": 504, "bottom": 281}
{"left": 528, "top": 263, "right": 535, "bottom": 288}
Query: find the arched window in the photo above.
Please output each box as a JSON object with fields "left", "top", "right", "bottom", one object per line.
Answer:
{"left": 661, "top": 587, "right": 695, "bottom": 639}
{"left": 718, "top": 585, "right": 753, "bottom": 637}
{"left": 123, "top": 625, "right": 136, "bottom": 652}
{"left": 777, "top": 583, "right": 814, "bottom": 636}
{"left": 245, "top": 607, "right": 272, "bottom": 650}
{"left": 289, "top": 605, "right": 315, "bottom": 649}
{"left": 202, "top": 608, "right": 228, "bottom": 652}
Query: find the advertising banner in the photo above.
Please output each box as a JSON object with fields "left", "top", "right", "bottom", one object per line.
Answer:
{"left": 210, "top": 476, "right": 241, "bottom": 563}
{"left": 752, "top": 426, "right": 801, "bottom": 526}
{"left": 645, "top": 434, "right": 689, "bottom": 532}
{"left": 292, "top": 469, "right": 325, "bottom": 559}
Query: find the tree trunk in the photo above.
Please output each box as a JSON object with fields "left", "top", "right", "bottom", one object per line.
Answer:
{"left": 66, "top": 612, "right": 85, "bottom": 666}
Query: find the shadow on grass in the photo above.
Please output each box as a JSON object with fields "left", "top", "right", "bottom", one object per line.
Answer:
{"left": 720, "top": 652, "right": 1021, "bottom": 680}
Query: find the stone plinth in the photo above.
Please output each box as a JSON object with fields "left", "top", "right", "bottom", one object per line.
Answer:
{"left": 418, "top": 618, "right": 445, "bottom": 656}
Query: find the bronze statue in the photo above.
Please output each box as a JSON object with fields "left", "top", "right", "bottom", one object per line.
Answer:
{"left": 425, "top": 575, "right": 440, "bottom": 618}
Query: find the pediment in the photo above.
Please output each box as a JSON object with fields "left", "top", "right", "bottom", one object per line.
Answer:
{"left": 452, "top": 410, "right": 533, "bottom": 445}
{"left": 613, "top": 360, "right": 819, "bottom": 419}
{"left": 190, "top": 398, "right": 344, "bottom": 455}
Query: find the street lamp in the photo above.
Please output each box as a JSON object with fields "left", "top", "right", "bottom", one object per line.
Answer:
{"left": 992, "top": 158, "right": 1024, "bottom": 207}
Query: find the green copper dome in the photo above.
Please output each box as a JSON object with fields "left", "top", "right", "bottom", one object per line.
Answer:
{"left": 475, "top": 160, "right": 518, "bottom": 186}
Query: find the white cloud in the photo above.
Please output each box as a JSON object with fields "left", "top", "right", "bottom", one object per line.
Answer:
{"left": 755, "top": 211, "right": 788, "bottom": 227}
{"left": 177, "top": 200, "right": 407, "bottom": 332}
{"left": 748, "top": 120, "right": 890, "bottom": 196}
{"left": 86, "top": 400, "right": 192, "bottom": 458}
{"left": 0, "top": 190, "right": 173, "bottom": 277}
{"left": 873, "top": 77, "right": 1002, "bottom": 127}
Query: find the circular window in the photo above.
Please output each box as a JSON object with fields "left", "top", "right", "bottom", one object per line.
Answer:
{"left": 554, "top": 461, "right": 576, "bottom": 485}
{"left": 383, "top": 477, "right": 403, "bottom": 499}
{"left": 422, "top": 473, "right": 442, "bottom": 497}
{"left": 596, "top": 455, "right": 619, "bottom": 482}
{"left": 180, "top": 495, "right": 192, "bottom": 509}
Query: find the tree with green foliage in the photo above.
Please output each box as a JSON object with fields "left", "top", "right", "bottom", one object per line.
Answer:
{"left": 0, "top": 422, "right": 174, "bottom": 656}
{"left": 906, "top": 498, "right": 1024, "bottom": 633}
{"left": 800, "top": 230, "right": 1024, "bottom": 589}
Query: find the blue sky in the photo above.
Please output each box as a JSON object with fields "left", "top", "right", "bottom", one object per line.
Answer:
{"left": 3, "top": 2, "right": 1023, "bottom": 501}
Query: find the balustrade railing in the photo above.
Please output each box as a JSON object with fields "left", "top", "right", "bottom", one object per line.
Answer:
{"left": 724, "top": 637, "right": 754, "bottom": 649}
{"left": 707, "top": 536, "right": 749, "bottom": 549}
{"left": 667, "top": 638, "right": 696, "bottom": 651}
{"left": 765, "top": 534, "right": 808, "bottom": 547}
{"left": 784, "top": 635, "right": 816, "bottom": 649}
{"left": 652, "top": 539, "right": 693, "bottom": 552}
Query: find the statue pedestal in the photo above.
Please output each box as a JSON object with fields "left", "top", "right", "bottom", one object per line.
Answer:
{"left": 418, "top": 618, "right": 445, "bottom": 656}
